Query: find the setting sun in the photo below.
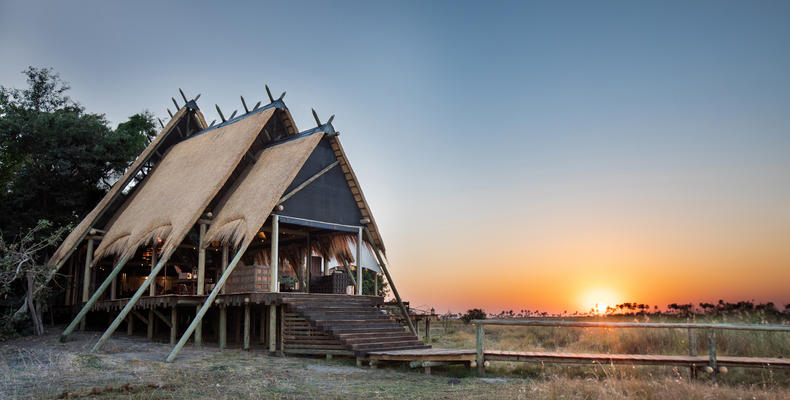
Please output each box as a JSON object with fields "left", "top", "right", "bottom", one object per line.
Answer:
{"left": 580, "top": 288, "right": 622, "bottom": 315}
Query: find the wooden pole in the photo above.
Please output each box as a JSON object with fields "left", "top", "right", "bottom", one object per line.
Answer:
{"left": 341, "top": 259, "right": 357, "bottom": 289}
{"left": 197, "top": 223, "right": 206, "bottom": 295}
{"left": 688, "top": 328, "right": 697, "bottom": 379}
{"left": 476, "top": 324, "right": 485, "bottom": 376}
{"left": 60, "top": 256, "right": 130, "bottom": 342}
{"left": 170, "top": 306, "right": 178, "bottom": 344}
{"left": 147, "top": 247, "right": 157, "bottom": 340}
{"left": 259, "top": 308, "right": 267, "bottom": 345}
{"left": 147, "top": 308, "right": 155, "bottom": 339}
{"left": 305, "top": 232, "right": 311, "bottom": 293}
{"left": 165, "top": 242, "right": 251, "bottom": 362}
{"left": 219, "top": 305, "right": 227, "bottom": 349}
{"left": 362, "top": 227, "right": 416, "bottom": 336}
{"left": 356, "top": 227, "right": 362, "bottom": 295}
{"left": 79, "top": 239, "right": 94, "bottom": 331}
{"left": 126, "top": 314, "right": 134, "bottom": 335}
{"left": 221, "top": 244, "right": 228, "bottom": 294}
{"left": 425, "top": 319, "right": 431, "bottom": 343}
{"left": 270, "top": 215, "right": 279, "bottom": 292}
{"left": 268, "top": 304, "right": 276, "bottom": 353}
{"left": 374, "top": 273, "right": 378, "bottom": 296}
{"left": 708, "top": 329, "right": 717, "bottom": 378}
{"left": 279, "top": 305, "right": 285, "bottom": 355}
{"left": 243, "top": 301, "right": 250, "bottom": 350}
{"left": 110, "top": 275, "right": 117, "bottom": 301}
{"left": 92, "top": 248, "right": 175, "bottom": 352}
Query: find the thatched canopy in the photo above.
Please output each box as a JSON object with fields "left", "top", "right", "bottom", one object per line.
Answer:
{"left": 205, "top": 131, "right": 324, "bottom": 249}
{"left": 93, "top": 108, "right": 274, "bottom": 262}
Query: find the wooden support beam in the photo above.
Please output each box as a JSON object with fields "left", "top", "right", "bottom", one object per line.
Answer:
{"left": 79, "top": 239, "right": 94, "bottom": 331}
{"left": 476, "top": 324, "right": 485, "bottom": 376}
{"left": 219, "top": 305, "right": 227, "bottom": 350}
{"left": 147, "top": 310, "right": 155, "bottom": 339}
{"left": 279, "top": 305, "right": 285, "bottom": 355}
{"left": 110, "top": 274, "right": 117, "bottom": 301}
{"left": 196, "top": 223, "right": 206, "bottom": 346}
{"left": 270, "top": 215, "right": 279, "bottom": 292}
{"left": 126, "top": 314, "right": 134, "bottom": 335}
{"left": 194, "top": 305, "right": 202, "bottom": 347}
{"left": 243, "top": 302, "right": 251, "bottom": 350}
{"left": 166, "top": 242, "right": 251, "bottom": 362}
{"left": 60, "top": 256, "right": 130, "bottom": 342}
{"left": 92, "top": 247, "right": 175, "bottom": 352}
{"left": 277, "top": 161, "right": 339, "bottom": 205}
{"left": 221, "top": 244, "right": 228, "bottom": 294}
{"left": 260, "top": 308, "right": 267, "bottom": 345}
{"left": 170, "top": 307, "right": 178, "bottom": 344}
{"left": 425, "top": 319, "right": 431, "bottom": 343}
{"left": 356, "top": 227, "right": 362, "bottom": 295}
{"left": 131, "top": 311, "right": 148, "bottom": 325}
{"left": 341, "top": 259, "right": 357, "bottom": 288}
{"left": 362, "top": 227, "right": 416, "bottom": 336}
{"left": 268, "top": 304, "right": 276, "bottom": 353}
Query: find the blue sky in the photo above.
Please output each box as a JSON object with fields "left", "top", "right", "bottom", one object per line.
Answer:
{"left": 2, "top": 1, "right": 789, "bottom": 312}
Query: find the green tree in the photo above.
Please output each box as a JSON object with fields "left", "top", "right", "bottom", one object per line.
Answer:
{"left": 0, "top": 67, "right": 156, "bottom": 238}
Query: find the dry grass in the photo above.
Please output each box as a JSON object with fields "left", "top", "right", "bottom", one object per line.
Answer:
{"left": 1, "top": 324, "right": 789, "bottom": 399}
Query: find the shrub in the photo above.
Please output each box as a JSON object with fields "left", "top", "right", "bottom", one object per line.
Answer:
{"left": 461, "top": 308, "right": 486, "bottom": 324}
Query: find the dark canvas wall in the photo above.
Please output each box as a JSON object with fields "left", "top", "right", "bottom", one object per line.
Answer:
{"left": 278, "top": 137, "right": 363, "bottom": 226}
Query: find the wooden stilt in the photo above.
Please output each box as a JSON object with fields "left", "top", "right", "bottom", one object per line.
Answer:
{"left": 127, "top": 314, "right": 134, "bottom": 335}
{"left": 219, "top": 305, "right": 227, "bottom": 350}
{"left": 221, "top": 244, "right": 228, "bottom": 294}
{"left": 110, "top": 275, "right": 117, "bottom": 301}
{"left": 243, "top": 302, "right": 250, "bottom": 350}
{"left": 80, "top": 239, "right": 94, "bottom": 331}
{"left": 148, "top": 310, "right": 154, "bottom": 339}
{"left": 234, "top": 307, "right": 242, "bottom": 344}
{"left": 196, "top": 223, "right": 206, "bottom": 345}
{"left": 260, "top": 308, "right": 267, "bottom": 345}
{"left": 270, "top": 215, "right": 279, "bottom": 292}
{"left": 425, "top": 319, "right": 431, "bottom": 343}
{"left": 170, "top": 306, "right": 178, "bottom": 344}
{"left": 268, "top": 304, "right": 276, "bottom": 353}
{"left": 279, "top": 305, "right": 285, "bottom": 355}
{"left": 356, "top": 227, "right": 362, "bottom": 295}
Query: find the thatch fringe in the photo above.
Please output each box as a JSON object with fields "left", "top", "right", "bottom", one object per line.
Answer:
{"left": 249, "top": 232, "right": 357, "bottom": 269}
{"left": 204, "top": 217, "right": 247, "bottom": 251}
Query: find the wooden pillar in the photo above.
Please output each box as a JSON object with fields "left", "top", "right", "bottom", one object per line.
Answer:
{"left": 260, "top": 308, "right": 267, "bottom": 345}
{"left": 65, "top": 256, "right": 74, "bottom": 306}
{"left": 234, "top": 308, "right": 242, "bottom": 344}
{"left": 219, "top": 304, "right": 227, "bottom": 350}
{"left": 279, "top": 305, "right": 285, "bottom": 355}
{"left": 243, "top": 302, "right": 250, "bottom": 350}
{"left": 268, "top": 304, "right": 276, "bottom": 353}
{"left": 80, "top": 239, "right": 94, "bottom": 331}
{"left": 197, "top": 223, "right": 207, "bottom": 295}
{"left": 147, "top": 308, "right": 155, "bottom": 340}
{"left": 688, "top": 328, "right": 697, "bottom": 379}
{"left": 126, "top": 314, "right": 134, "bottom": 335}
{"left": 476, "top": 324, "right": 485, "bottom": 376}
{"left": 356, "top": 227, "right": 362, "bottom": 295}
{"left": 305, "top": 232, "right": 311, "bottom": 292}
{"left": 270, "top": 215, "right": 279, "bottom": 292}
{"left": 425, "top": 319, "right": 431, "bottom": 343}
{"left": 110, "top": 275, "right": 117, "bottom": 301}
{"left": 221, "top": 244, "right": 228, "bottom": 294}
{"left": 374, "top": 273, "right": 378, "bottom": 296}
{"left": 170, "top": 306, "right": 178, "bottom": 344}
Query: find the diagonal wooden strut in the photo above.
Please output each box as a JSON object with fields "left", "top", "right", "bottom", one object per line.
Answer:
{"left": 278, "top": 161, "right": 339, "bottom": 205}
{"left": 166, "top": 242, "right": 250, "bottom": 362}
{"left": 59, "top": 256, "right": 130, "bottom": 342}
{"left": 91, "top": 248, "right": 175, "bottom": 352}
{"left": 363, "top": 226, "right": 417, "bottom": 336}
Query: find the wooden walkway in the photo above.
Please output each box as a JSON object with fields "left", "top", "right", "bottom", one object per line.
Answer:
{"left": 367, "top": 348, "right": 790, "bottom": 370}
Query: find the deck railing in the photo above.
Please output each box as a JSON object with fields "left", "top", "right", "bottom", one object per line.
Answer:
{"left": 471, "top": 319, "right": 790, "bottom": 376}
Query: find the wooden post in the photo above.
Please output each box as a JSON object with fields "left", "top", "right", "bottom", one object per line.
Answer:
{"left": 356, "top": 227, "right": 362, "bottom": 295}
{"left": 268, "top": 304, "right": 276, "bottom": 353}
{"left": 91, "top": 247, "right": 175, "bottom": 352}
{"left": 234, "top": 308, "right": 241, "bottom": 344}
{"left": 305, "top": 232, "right": 311, "bottom": 292}
{"left": 270, "top": 215, "right": 279, "bottom": 292}
{"left": 708, "top": 328, "right": 717, "bottom": 378}
{"left": 476, "top": 323, "right": 485, "bottom": 376}
{"left": 221, "top": 244, "right": 228, "bottom": 294}
{"left": 80, "top": 239, "right": 94, "bottom": 331}
{"left": 260, "top": 308, "right": 267, "bottom": 345}
{"left": 425, "top": 319, "right": 431, "bottom": 343}
{"left": 110, "top": 275, "right": 117, "bottom": 301}
{"left": 341, "top": 259, "right": 357, "bottom": 289}
{"left": 60, "top": 256, "right": 130, "bottom": 342}
{"left": 147, "top": 308, "right": 155, "bottom": 339}
{"left": 219, "top": 305, "right": 227, "bottom": 350}
{"left": 197, "top": 223, "right": 206, "bottom": 296}
{"left": 688, "top": 328, "right": 697, "bottom": 379}
{"left": 279, "top": 305, "right": 285, "bottom": 355}
{"left": 65, "top": 256, "right": 74, "bottom": 306}
{"left": 374, "top": 273, "right": 378, "bottom": 296}
{"left": 126, "top": 314, "right": 134, "bottom": 335}
{"left": 243, "top": 301, "right": 250, "bottom": 350}
{"left": 170, "top": 306, "right": 178, "bottom": 344}
{"left": 362, "top": 227, "right": 417, "bottom": 336}
{"left": 194, "top": 305, "right": 202, "bottom": 347}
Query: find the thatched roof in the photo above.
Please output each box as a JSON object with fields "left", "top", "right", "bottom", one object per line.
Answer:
{"left": 49, "top": 105, "right": 206, "bottom": 268}
{"left": 204, "top": 131, "right": 324, "bottom": 249}
{"left": 92, "top": 108, "right": 275, "bottom": 262}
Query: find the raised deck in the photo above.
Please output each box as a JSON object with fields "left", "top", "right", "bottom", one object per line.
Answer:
{"left": 84, "top": 293, "right": 427, "bottom": 357}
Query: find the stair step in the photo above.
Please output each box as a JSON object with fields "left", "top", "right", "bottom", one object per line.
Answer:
{"left": 356, "top": 344, "right": 431, "bottom": 353}
{"left": 341, "top": 334, "right": 416, "bottom": 344}
{"left": 350, "top": 339, "right": 425, "bottom": 349}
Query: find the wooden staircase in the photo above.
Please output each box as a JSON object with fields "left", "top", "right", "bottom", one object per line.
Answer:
{"left": 283, "top": 296, "right": 429, "bottom": 356}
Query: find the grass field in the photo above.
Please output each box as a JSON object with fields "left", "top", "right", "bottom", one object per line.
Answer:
{"left": 1, "top": 315, "right": 789, "bottom": 399}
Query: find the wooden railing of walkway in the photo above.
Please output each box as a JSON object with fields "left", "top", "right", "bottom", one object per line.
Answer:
{"left": 472, "top": 319, "right": 790, "bottom": 377}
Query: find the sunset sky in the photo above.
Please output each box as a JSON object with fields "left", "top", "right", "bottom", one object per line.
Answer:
{"left": 2, "top": 1, "right": 789, "bottom": 314}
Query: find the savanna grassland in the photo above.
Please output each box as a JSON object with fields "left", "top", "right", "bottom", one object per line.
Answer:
{"left": 1, "top": 311, "right": 789, "bottom": 400}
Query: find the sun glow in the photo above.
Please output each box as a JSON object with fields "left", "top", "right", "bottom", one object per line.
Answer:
{"left": 581, "top": 288, "right": 621, "bottom": 315}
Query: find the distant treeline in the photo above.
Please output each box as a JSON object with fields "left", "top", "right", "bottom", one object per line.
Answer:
{"left": 445, "top": 300, "right": 790, "bottom": 322}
